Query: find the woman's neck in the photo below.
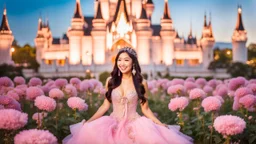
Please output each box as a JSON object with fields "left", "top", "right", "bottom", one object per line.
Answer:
{"left": 122, "top": 73, "right": 132, "bottom": 79}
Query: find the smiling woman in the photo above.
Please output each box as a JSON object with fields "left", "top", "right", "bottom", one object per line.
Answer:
{"left": 63, "top": 47, "right": 193, "bottom": 144}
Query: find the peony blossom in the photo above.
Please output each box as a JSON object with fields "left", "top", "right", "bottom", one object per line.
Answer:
{"left": 228, "top": 77, "right": 246, "bottom": 91}
{"left": 195, "top": 78, "right": 207, "bottom": 88}
{"left": 213, "top": 115, "right": 246, "bottom": 136}
{"left": 189, "top": 88, "right": 206, "bottom": 100}
{"left": 28, "top": 77, "right": 42, "bottom": 86}
{"left": 67, "top": 97, "right": 88, "bottom": 111}
{"left": 7, "top": 90, "right": 20, "bottom": 101}
{"left": 70, "top": 77, "right": 81, "bottom": 90}
{"left": 184, "top": 81, "right": 198, "bottom": 92}
{"left": 55, "top": 78, "right": 68, "bottom": 88}
{"left": 80, "top": 80, "right": 94, "bottom": 92}
{"left": 26, "top": 86, "right": 44, "bottom": 100}
{"left": 0, "top": 109, "right": 28, "bottom": 130}
{"left": 168, "top": 97, "right": 189, "bottom": 111}
{"left": 167, "top": 84, "right": 185, "bottom": 96}
{"left": 49, "top": 88, "right": 64, "bottom": 99}
{"left": 14, "top": 129, "right": 57, "bottom": 144}
{"left": 64, "top": 84, "right": 78, "bottom": 97}
{"left": 0, "top": 76, "right": 14, "bottom": 87}
{"left": 202, "top": 96, "right": 222, "bottom": 112}
{"left": 34, "top": 95, "right": 56, "bottom": 112}
{"left": 239, "top": 94, "right": 256, "bottom": 109}
{"left": 13, "top": 76, "right": 26, "bottom": 85}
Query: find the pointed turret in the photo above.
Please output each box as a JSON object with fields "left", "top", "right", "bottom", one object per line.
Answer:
{"left": 235, "top": 5, "right": 245, "bottom": 31}
{"left": 203, "top": 12, "right": 207, "bottom": 27}
{"left": 0, "top": 6, "right": 14, "bottom": 65}
{"left": 0, "top": 7, "right": 11, "bottom": 32}
{"left": 139, "top": 5, "right": 148, "bottom": 19}
{"left": 73, "top": 0, "right": 83, "bottom": 18}
{"left": 113, "top": 0, "right": 129, "bottom": 23}
{"left": 95, "top": 0, "right": 103, "bottom": 19}
{"left": 144, "top": 0, "right": 155, "bottom": 21}
{"left": 162, "top": 0, "right": 171, "bottom": 19}
{"left": 208, "top": 12, "right": 213, "bottom": 38}
{"left": 36, "top": 17, "right": 44, "bottom": 38}
{"left": 232, "top": 5, "right": 247, "bottom": 63}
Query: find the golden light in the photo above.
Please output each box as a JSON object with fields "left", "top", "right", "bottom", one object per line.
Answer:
{"left": 11, "top": 47, "right": 15, "bottom": 53}
{"left": 238, "top": 7, "right": 242, "bottom": 13}
{"left": 226, "top": 50, "right": 231, "bottom": 55}
{"left": 86, "top": 69, "right": 90, "bottom": 73}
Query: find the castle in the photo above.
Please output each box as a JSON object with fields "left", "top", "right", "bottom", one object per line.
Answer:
{"left": 0, "top": 0, "right": 248, "bottom": 78}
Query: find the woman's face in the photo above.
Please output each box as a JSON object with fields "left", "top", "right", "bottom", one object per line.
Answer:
{"left": 117, "top": 52, "right": 133, "bottom": 75}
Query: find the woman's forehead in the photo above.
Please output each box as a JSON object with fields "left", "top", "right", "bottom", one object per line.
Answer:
{"left": 118, "top": 52, "right": 131, "bottom": 58}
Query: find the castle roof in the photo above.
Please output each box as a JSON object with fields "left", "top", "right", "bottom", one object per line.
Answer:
{"left": 95, "top": 1, "right": 103, "bottom": 19}
{"left": 73, "top": 0, "right": 83, "bottom": 18}
{"left": 162, "top": 0, "right": 171, "bottom": 19}
{"left": 235, "top": 5, "right": 245, "bottom": 31}
{"left": 113, "top": 0, "right": 129, "bottom": 23}
{"left": 139, "top": 5, "right": 148, "bottom": 19}
{"left": 0, "top": 7, "right": 11, "bottom": 31}
{"left": 146, "top": 0, "right": 154, "bottom": 4}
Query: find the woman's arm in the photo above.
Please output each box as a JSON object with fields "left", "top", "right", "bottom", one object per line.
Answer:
{"left": 85, "top": 77, "right": 112, "bottom": 123}
{"left": 140, "top": 79, "right": 167, "bottom": 127}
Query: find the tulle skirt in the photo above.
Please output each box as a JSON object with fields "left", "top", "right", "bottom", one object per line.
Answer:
{"left": 63, "top": 116, "right": 193, "bottom": 144}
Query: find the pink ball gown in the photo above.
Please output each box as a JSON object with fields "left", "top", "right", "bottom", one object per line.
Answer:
{"left": 63, "top": 88, "right": 193, "bottom": 144}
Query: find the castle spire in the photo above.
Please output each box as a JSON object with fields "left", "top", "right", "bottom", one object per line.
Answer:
{"left": 73, "top": 0, "right": 83, "bottom": 18}
{"left": 203, "top": 12, "right": 207, "bottom": 27}
{"left": 146, "top": 0, "right": 153, "bottom": 4}
{"left": 0, "top": 7, "right": 11, "bottom": 32}
{"left": 113, "top": 0, "right": 129, "bottom": 23}
{"left": 235, "top": 5, "right": 245, "bottom": 31}
{"left": 95, "top": 1, "right": 103, "bottom": 19}
{"left": 208, "top": 12, "right": 213, "bottom": 38}
{"left": 162, "top": 0, "right": 171, "bottom": 19}
{"left": 139, "top": 4, "right": 148, "bottom": 19}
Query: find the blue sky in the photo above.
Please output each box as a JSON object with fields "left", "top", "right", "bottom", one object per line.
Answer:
{"left": 1, "top": 0, "right": 256, "bottom": 46}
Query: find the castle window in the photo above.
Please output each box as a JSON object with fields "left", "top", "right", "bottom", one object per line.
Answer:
{"left": 188, "top": 59, "right": 199, "bottom": 66}
{"left": 45, "top": 60, "right": 53, "bottom": 65}
{"left": 176, "top": 59, "right": 184, "bottom": 65}
{"left": 58, "top": 59, "right": 65, "bottom": 66}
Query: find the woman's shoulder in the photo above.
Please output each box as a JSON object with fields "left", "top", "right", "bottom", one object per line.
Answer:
{"left": 142, "top": 78, "right": 148, "bottom": 86}
{"left": 106, "top": 77, "right": 112, "bottom": 84}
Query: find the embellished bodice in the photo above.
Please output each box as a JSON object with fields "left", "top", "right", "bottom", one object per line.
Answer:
{"left": 110, "top": 88, "right": 141, "bottom": 122}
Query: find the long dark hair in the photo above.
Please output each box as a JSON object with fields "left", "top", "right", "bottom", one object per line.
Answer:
{"left": 105, "top": 47, "right": 146, "bottom": 104}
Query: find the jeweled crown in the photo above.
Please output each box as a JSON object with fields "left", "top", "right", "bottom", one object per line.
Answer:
{"left": 118, "top": 47, "right": 137, "bottom": 58}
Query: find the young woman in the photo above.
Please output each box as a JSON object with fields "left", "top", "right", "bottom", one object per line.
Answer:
{"left": 63, "top": 47, "right": 193, "bottom": 144}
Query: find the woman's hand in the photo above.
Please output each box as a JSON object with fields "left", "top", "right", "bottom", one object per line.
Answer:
{"left": 159, "top": 123, "right": 168, "bottom": 128}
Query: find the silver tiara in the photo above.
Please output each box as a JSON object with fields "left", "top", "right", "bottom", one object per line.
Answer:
{"left": 118, "top": 47, "right": 137, "bottom": 58}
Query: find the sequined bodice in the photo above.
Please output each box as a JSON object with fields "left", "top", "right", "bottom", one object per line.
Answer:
{"left": 110, "top": 88, "right": 141, "bottom": 122}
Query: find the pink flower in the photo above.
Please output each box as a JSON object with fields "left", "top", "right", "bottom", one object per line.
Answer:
{"left": 67, "top": 97, "right": 88, "bottom": 111}
{"left": 189, "top": 88, "right": 206, "bottom": 100}
{"left": 14, "top": 129, "right": 57, "bottom": 144}
{"left": 49, "top": 88, "right": 64, "bottom": 99}
{"left": 203, "top": 85, "right": 213, "bottom": 95}
{"left": 0, "top": 76, "right": 14, "bottom": 87}
{"left": 26, "top": 86, "right": 44, "bottom": 100}
{"left": 171, "top": 78, "right": 184, "bottom": 85}
{"left": 217, "top": 87, "right": 228, "bottom": 97}
{"left": 32, "top": 112, "right": 48, "bottom": 123}
{"left": 55, "top": 78, "right": 68, "bottom": 88}
{"left": 207, "top": 79, "right": 217, "bottom": 88}
{"left": 213, "top": 115, "right": 246, "bottom": 136}
{"left": 80, "top": 80, "right": 94, "bottom": 92}
{"left": 14, "top": 76, "right": 26, "bottom": 85}
{"left": 41, "top": 85, "right": 50, "bottom": 94}
{"left": 184, "top": 81, "right": 198, "bottom": 92}
{"left": 228, "top": 77, "right": 246, "bottom": 91}
{"left": 5, "top": 99, "right": 22, "bottom": 111}
{"left": 7, "top": 90, "right": 20, "bottom": 101}
{"left": 0, "top": 104, "right": 4, "bottom": 109}
{"left": 202, "top": 96, "right": 222, "bottom": 112}
{"left": 239, "top": 94, "right": 256, "bottom": 109}
{"left": 195, "top": 78, "right": 207, "bottom": 88}
{"left": 28, "top": 77, "right": 42, "bottom": 86}
{"left": 234, "top": 87, "right": 253, "bottom": 100}
{"left": 247, "top": 83, "right": 256, "bottom": 95}
{"left": 0, "top": 109, "right": 28, "bottom": 130}
{"left": 70, "top": 77, "right": 81, "bottom": 89}
{"left": 168, "top": 97, "right": 189, "bottom": 111}
{"left": 64, "top": 84, "right": 78, "bottom": 97}
{"left": 214, "top": 96, "right": 224, "bottom": 104}
{"left": 0, "top": 95, "right": 14, "bottom": 105}
{"left": 34, "top": 95, "right": 56, "bottom": 112}
{"left": 167, "top": 84, "right": 185, "bottom": 96}
{"left": 99, "top": 88, "right": 107, "bottom": 95}
{"left": 185, "top": 77, "right": 195, "bottom": 82}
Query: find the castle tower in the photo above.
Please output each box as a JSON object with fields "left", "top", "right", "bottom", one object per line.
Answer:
{"left": 135, "top": 3, "right": 152, "bottom": 64}
{"left": 131, "top": 0, "right": 142, "bottom": 18}
{"left": 232, "top": 5, "right": 247, "bottom": 63}
{"left": 34, "top": 17, "right": 45, "bottom": 64}
{"left": 160, "top": 0, "right": 175, "bottom": 65}
{"left": 0, "top": 7, "right": 14, "bottom": 65}
{"left": 91, "top": 0, "right": 106, "bottom": 64}
{"left": 67, "top": 0, "right": 85, "bottom": 64}
{"left": 144, "top": 0, "right": 154, "bottom": 21}
{"left": 200, "top": 12, "right": 215, "bottom": 68}
{"left": 99, "top": 0, "right": 110, "bottom": 21}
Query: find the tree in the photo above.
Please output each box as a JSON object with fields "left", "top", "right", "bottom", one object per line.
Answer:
{"left": 227, "top": 62, "right": 254, "bottom": 78}
{"left": 12, "top": 44, "right": 39, "bottom": 71}
{"left": 208, "top": 48, "right": 232, "bottom": 70}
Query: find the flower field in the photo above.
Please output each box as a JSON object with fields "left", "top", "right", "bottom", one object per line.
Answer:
{"left": 0, "top": 76, "right": 256, "bottom": 144}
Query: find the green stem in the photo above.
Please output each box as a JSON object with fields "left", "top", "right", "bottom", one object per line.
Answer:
{"left": 224, "top": 136, "right": 230, "bottom": 144}
{"left": 210, "top": 112, "right": 215, "bottom": 144}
